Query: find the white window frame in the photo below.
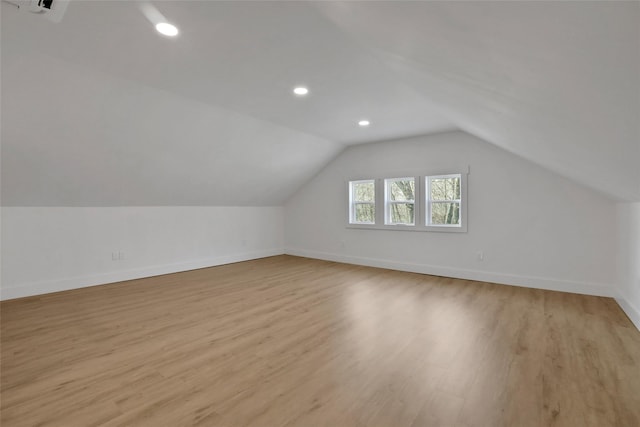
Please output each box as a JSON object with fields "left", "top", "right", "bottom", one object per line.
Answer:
{"left": 426, "top": 174, "right": 463, "bottom": 228}
{"left": 348, "top": 179, "right": 376, "bottom": 225}
{"left": 346, "top": 170, "right": 468, "bottom": 233}
{"left": 384, "top": 177, "right": 417, "bottom": 227}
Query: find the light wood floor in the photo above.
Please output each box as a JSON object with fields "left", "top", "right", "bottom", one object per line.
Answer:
{"left": 1, "top": 255, "right": 639, "bottom": 427}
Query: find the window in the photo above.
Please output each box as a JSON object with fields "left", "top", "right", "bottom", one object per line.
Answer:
{"left": 349, "top": 180, "right": 375, "bottom": 224}
{"left": 346, "top": 172, "right": 466, "bottom": 232}
{"left": 426, "top": 174, "right": 461, "bottom": 227}
{"left": 385, "top": 177, "right": 415, "bottom": 225}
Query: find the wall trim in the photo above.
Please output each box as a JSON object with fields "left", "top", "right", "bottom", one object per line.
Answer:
{"left": 616, "top": 296, "right": 640, "bottom": 331}
{"left": 5, "top": 247, "right": 634, "bottom": 330}
{"left": 0, "top": 248, "right": 284, "bottom": 301}
{"left": 285, "top": 247, "right": 616, "bottom": 298}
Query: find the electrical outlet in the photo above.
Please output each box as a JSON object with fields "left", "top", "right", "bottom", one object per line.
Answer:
{"left": 112, "top": 252, "right": 119, "bottom": 261}
{"left": 119, "top": 251, "right": 125, "bottom": 260}
{"left": 241, "top": 239, "right": 247, "bottom": 247}
{"left": 476, "top": 251, "right": 484, "bottom": 261}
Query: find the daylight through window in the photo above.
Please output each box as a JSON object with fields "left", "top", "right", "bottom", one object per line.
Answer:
{"left": 348, "top": 173, "right": 465, "bottom": 231}
{"left": 349, "top": 180, "right": 375, "bottom": 224}
{"left": 427, "top": 175, "right": 461, "bottom": 227}
{"left": 385, "top": 177, "right": 415, "bottom": 225}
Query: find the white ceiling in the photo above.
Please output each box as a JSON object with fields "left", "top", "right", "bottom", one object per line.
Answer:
{"left": 316, "top": 1, "right": 639, "bottom": 201}
{"left": 1, "top": 1, "right": 638, "bottom": 205}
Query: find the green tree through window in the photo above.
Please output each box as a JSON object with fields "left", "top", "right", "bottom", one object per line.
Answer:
{"left": 350, "top": 180, "right": 375, "bottom": 224}
{"left": 429, "top": 176, "right": 461, "bottom": 225}
{"left": 386, "top": 178, "right": 415, "bottom": 225}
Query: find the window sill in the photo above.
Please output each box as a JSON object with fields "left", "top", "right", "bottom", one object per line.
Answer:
{"left": 346, "top": 224, "right": 467, "bottom": 233}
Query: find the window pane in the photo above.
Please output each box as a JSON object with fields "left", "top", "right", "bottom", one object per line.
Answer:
{"left": 353, "top": 181, "right": 374, "bottom": 202}
{"left": 389, "top": 203, "right": 415, "bottom": 224}
{"left": 430, "top": 177, "right": 461, "bottom": 201}
{"left": 431, "top": 202, "right": 460, "bottom": 225}
{"left": 389, "top": 179, "right": 415, "bottom": 201}
{"left": 354, "top": 203, "right": 375, "bottom": 223}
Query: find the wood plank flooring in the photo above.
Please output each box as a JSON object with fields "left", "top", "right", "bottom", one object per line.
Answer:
{"left": 1, "top": 255, "right": 639, "bottom": 427}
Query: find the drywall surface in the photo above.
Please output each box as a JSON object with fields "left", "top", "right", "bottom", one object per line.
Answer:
{"left": 1, "top": 51, "right": 342, "bottom": 206}
{"left": 285, "top": 131, "right": 617, "bottom": 296}
{"left": 318, "top": 1, "right": 640, "bottom": 201}
{"left": 1, "top": 206, "right": 283, "bottom": 300}
{"left": 617, "top": 203, "right": 640, "bottom": 329}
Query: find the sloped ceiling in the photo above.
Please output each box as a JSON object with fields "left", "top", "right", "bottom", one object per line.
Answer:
{"left": 317, "top": 1, "right": 640, "bottom": 202}
{"left": 1, "top": 1, "right": 638, "bottom": 206}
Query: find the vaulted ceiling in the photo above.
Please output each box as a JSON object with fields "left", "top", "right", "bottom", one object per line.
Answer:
{"left": 2, "top": 1, "right": 638, "bottom": 205}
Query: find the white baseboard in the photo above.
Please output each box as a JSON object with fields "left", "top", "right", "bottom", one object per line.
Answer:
{"left": 4, "top": 247, "right": 636, "bottom": 331}
{"left": 0, "top": 248, "right": 284, "bottom": 301}
{"left": 616, "top": 296, "right": 640, "bottom": 331}
{"left": 285, "top": 247, "right": 616, "bottom": 298}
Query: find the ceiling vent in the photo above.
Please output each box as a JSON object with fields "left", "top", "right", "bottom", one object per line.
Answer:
{"left": 29, "top": 0, "right": 53, "bottom": 12}
{"left": 2, "top": 0, "right": 70, "bottom": 23}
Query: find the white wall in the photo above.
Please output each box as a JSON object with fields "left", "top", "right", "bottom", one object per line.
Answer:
{"left": 616, "top": 203, "right": 640, "bottom": 329}
{"left": 1, "top": 206, "right": 284, "bottom": 300}
{"left": 285, "top": 131, "right": 618, "bottom": 296}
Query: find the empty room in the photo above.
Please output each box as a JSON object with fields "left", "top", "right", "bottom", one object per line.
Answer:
{"left": 1, "top": 1, "right": 639, "bottom": 426}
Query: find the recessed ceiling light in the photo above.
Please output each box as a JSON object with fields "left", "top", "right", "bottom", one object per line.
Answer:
{"left": 293, "top": 87, "right": 309, "bottom": 96}
{"left": 156, "top": 22, "right": 179, "bottom": 37}
{"left": 358, "top": 120, "right": 371, "bottom": 127}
